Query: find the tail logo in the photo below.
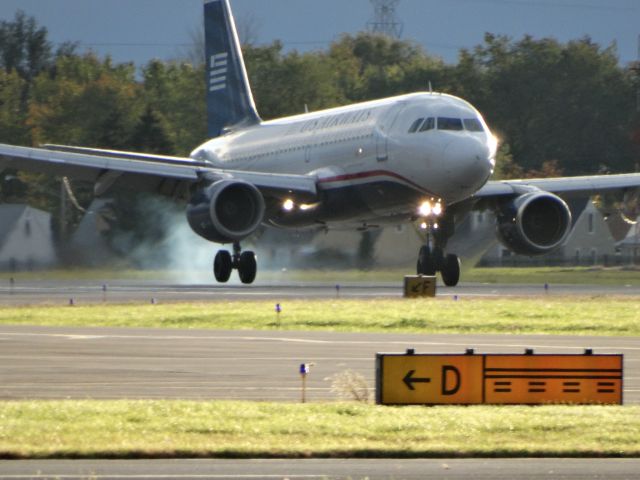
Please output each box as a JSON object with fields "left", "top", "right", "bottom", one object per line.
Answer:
{"left": 209, "top": 52, "right": 229, "bottom": 92}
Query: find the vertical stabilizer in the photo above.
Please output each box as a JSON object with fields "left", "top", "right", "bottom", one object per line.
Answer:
{"left": 204, "top": 0, "right": 260, "bottom": 138}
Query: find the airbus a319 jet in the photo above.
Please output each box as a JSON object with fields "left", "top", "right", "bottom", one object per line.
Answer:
{"left": 1, "top": 0, "right": 640, "bottom": 286}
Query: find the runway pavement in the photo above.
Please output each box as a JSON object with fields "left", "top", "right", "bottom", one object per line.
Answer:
{"left": 2, "top": 458, "right": 640, "bottom": 479}
{"left": 1, "top": 325, "right": 638, "bottom": 403}
{"left": 2, "top": 278, "right": 640, "bottom": 305}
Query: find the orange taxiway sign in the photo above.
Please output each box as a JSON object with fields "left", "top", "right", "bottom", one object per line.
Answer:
{"left": 376, "top": 352, "right": 623, "bottom": 405}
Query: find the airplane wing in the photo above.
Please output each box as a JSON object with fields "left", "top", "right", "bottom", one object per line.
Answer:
{"left": 475, "top": 173, "right": 640, "bottom": 199}
{"left": 0, "top": 143, "right": 318, "bottom": 201}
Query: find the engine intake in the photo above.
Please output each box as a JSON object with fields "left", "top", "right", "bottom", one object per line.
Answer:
{"left": 187, "top": 179, "right": 265, "bottom": 244}
{"left": 496, "top": 191, "right": 572, "bottom": 255}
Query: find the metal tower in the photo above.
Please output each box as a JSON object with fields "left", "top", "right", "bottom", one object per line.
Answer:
{"left": 367, "top": 0, "right": 404, "bottom": 39}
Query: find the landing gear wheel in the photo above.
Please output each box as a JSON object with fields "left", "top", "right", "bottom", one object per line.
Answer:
{"left": 214, "top": 250, "right": 233, "bottom": 283}
{"left": 238, "top": 251, "right": 257, "bottom": 284}
{"left": 441, "top": 254, "right": 461, "bottom": 287}
{"left": 417, "top": 246, "right": 437, "bottom": 276}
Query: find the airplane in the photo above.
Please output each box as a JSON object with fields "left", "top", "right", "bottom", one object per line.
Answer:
{"left": 1, "top": 0, "right": 640, "bottom": 286}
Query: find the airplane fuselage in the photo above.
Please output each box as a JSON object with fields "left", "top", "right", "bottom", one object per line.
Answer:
{"left": 191, "top": 92, "right": 496, "bottom": 227}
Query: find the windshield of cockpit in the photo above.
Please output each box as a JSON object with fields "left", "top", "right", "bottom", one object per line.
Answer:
{"left": 408, "top": 116, "right": 484, "bottom": 133}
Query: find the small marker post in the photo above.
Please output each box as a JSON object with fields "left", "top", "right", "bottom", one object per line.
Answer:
{"left": 9, "top": 277, "right": 15, "bottom": 295}
{"left": 544, "top": 283, "right": 549, "bottom": 293}
{"left": 335, "top": 284, "right": 341, "bottom": 298}
{"left": 102, "top": 284, "right": 107, "bottom": 303}
{"left": 151, "top": 298, "right": 157, "bottom": 305}
{"left": 299, "top": 363, "right": 315, "bottom": 403}
{"left": 275, "top": 303, "right": 281, "bottom": 327}
{"left": 69, "top": 298, "right": 75, "bottom": 306}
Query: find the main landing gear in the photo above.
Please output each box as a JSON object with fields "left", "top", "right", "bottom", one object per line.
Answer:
{"left": 214, "top": 242, "right": 257, "bottom": 284}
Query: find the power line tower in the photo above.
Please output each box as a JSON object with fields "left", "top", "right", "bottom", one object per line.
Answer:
{"left": 367, "top": 0, "right": 404, "bottom": 39}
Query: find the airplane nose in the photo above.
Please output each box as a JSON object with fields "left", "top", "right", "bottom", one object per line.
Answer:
{"left": 442, "top": 136, "right": 493, "bottom": 192}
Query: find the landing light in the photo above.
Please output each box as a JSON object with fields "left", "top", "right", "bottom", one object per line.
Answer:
{"left": 283, "top": 199, "right": 295, "bottom": 211}
{"left": 419, "top": 201, "right": 432, "bottom": 217}
{"left": 418, "top": 199, "right": 443, "bottom": 218}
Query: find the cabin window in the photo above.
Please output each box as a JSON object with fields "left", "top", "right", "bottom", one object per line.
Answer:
{"left": 463, "top": 118, "right": 484, "bottom": 132}
{"left": 419, "top": 117, "right": 435, "bottom": 132}
{"left": 408, "top": 118, "right": 424, "bottom": 133}
{"left": 437, "top": 117, "right": 464, "bottom": 131}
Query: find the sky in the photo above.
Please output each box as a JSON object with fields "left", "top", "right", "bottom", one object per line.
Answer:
{"left": 0, "top": 0, "right": 638, "bottom": 68}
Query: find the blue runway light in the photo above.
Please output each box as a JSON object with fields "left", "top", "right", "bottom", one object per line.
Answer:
{"left": 275, "top": 303, "right": 282, "bottom": 313}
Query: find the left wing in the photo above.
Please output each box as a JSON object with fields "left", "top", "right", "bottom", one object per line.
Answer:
{"left": 475, "top": 173, "right": 640, "bottom": 199}
{"left": 0, "top": 143, "right": 318, "bottom": 201}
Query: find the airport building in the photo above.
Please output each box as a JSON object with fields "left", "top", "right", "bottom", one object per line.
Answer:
{"left": 0, "top": 204, "right": 57, "bottom": 271}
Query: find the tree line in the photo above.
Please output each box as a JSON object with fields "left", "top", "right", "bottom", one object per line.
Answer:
{"left": 1, "top": 10, "right": 639, "bottom": 248}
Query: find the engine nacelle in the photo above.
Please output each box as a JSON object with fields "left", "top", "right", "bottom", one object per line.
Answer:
{"left": 496, "top": 191, "right": 572, "bottom": 255}
{"left": 187, "top": 179, "right": 265, "bottom": 244}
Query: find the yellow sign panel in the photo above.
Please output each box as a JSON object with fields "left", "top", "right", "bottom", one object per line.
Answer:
{"left": 376, "top": 353, "right": 623, "bottom": 405}
{"left": 378, "top": 354, "right": 483, "bottom": 404}
{"left": 403, "top": 276, "right": 436, "bottom": 298}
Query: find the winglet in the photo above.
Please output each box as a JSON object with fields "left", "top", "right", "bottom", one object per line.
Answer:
{"left": 204, "top": 0, "right": 260, "bottom": 138}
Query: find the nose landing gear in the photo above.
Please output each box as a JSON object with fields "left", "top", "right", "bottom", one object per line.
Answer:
{"left": 415, "top": 212, "right": 461, "bottom": 287}
{"left": 214, "top": 242, "right": 257, "bottom": 284}
{"left": 416, "top": 245, "right": 460, "bottom": 287}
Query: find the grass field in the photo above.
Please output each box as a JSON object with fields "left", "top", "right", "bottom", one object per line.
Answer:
{"left": 0, "top": 297, "right": 639, "bottom": 336}
{"left": 1, "top": 401, "right": 638, "bottom": 459}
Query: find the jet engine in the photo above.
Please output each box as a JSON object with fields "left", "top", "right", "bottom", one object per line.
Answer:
{"left": 496, "top": 191, "right": 572, "bottom": 255}
{"left": 187, "top": 179, "right": 265, "bottom": 244}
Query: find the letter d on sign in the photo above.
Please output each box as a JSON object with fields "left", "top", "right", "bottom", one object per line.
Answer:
{"left": 441, "top": 365, "right": 461, "bottom": 395}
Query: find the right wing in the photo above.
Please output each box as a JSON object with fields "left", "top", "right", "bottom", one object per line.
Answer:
{"left": 0, "top": 143, "right": 318, "bottom": 202}
{"left": 475, "top": 173, "right": 640, "bottom": 199}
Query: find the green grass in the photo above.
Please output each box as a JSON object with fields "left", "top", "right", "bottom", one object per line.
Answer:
{"left": 1, "top": 297, "right": 639, "bottom": 336}
{"left": 0, "top": 401, "right": 637, "bottom": 459}
{"left": 464, "top": 266, "right": 640, "bottom": 286}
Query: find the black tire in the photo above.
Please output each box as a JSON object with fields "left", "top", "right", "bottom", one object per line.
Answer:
{"left": 417, "top": 246, "right": 436, "bottom": 276}
{"left": 441, "top": 254, "right": 461, "bottom": 287}
{"left": 213, "top": 250, "right": 233, "bottom": 283}
{"left": 238, "top": 251, "right": 257, "bottom": 284}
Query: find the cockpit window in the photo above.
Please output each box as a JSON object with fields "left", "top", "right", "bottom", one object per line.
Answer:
{"left": 437, "top": 117, "right": 464, "bottom": 131}
{"left": 463, "top": 118, "right": 484, "bottom": 132}
{"left": 408, "top": 118, "right": 424, "bottom": 133}
{"left": 419, "top": 117, "right": 435, "bottom": 132}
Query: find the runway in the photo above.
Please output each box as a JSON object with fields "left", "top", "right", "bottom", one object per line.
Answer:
{"left": 2, "top": 458, "right": 640, "bottom": 479}
{"left": 1, "top": 325, "right": 638, "bottom": 403}
{"left": 2, "top": 279, "right": 640, "bottom": 305}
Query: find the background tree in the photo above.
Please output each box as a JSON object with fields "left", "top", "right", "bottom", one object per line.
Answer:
{"left": 453, "top": 34, "right": 637, "bottom": 175}
{"left": 244, "top": 42, "right": 344, "bottom": 119}
{"left": 140, "top": 60, "right": 206, "bottom": 154}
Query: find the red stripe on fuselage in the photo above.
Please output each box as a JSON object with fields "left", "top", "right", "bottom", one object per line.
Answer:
{"left": 317, "top": 169, "right": 428, "bottom": 193}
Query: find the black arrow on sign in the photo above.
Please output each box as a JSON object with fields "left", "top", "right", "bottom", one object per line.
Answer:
{"left": 403, "top": 370, "right": 431, "bottom": 390}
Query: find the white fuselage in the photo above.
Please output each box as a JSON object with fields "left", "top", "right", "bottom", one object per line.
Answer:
{"left": 191, "top": 92, "right": 496, "bottom": 226}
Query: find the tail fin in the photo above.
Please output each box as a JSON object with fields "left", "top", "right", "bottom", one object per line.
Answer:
{"left": 204, "top": 0, "right": 260, "bottom": 138}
